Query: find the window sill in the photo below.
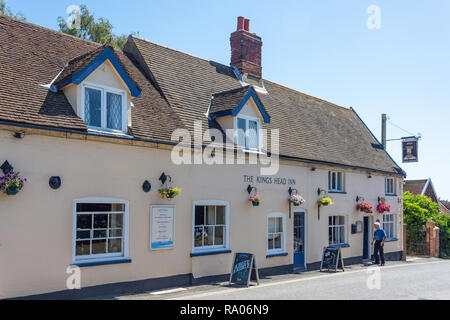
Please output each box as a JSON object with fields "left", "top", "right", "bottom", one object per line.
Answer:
{"left": 190, "top": 250, "right": 232, "bottom": 257}
{"left": 72, "top": 258, "right": 132, "bottom": 268}
{"left": 87, "top": 128, "right": 133, "bottom": 139}
{"left": 266, "top": 252, "right": 288, "bottom": 258}
{"left": 328, "top": 191, "right": 347, "bottom": 194}
{"left": 385, "top": 238, "right": 398, "bottom": 242}
{"left": 328, "top": 243, "right": 350, "bottom": 248}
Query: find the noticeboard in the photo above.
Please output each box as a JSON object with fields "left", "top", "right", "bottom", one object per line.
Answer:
{"left": 229, "top": 253, "right": 260, "bottom": 287}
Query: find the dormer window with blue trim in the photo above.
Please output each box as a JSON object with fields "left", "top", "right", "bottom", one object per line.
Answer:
{"left": 236, "top": 115, "right": 261, "bottom": 151}
{"left": 83, "top": 84, "right": 127, "bottom": 132}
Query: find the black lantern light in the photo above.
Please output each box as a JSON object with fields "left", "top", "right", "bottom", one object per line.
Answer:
{"left": 1, "top": 161, "right": 14, "bottom": 175}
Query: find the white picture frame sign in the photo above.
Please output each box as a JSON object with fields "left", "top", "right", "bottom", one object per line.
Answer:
{"left": 150, "top": 205, "right": 175, "bottom": 250}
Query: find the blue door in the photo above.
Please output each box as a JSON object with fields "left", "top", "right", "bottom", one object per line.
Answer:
{"left": 294, "top": 212, "right": 305, "bottom": 270}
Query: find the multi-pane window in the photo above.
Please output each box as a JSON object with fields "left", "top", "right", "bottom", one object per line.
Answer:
{"left": 329, "top": 171, "right": 344, "bottom": 192}
{"left": 194, "top": 205, "right": 227, "bottom": 250}
{"left": 329, "top": 216, "right": 346, "bottom": 245}
{"left": 236, "top": 116, "right": 260, "bottom": 151}
{"left": 75, "top": 202, "right": 127, "bottom": 261}
{"left": 383, "top": 214, "right": 396, "bottom": 239}
{"left": 84, "top": 85, "right": 126, "bottom": 132}
{"left": 385, "top": 178, "right": 395, "bottom": 195}
{"left": 268, "top": 214, "right": 285, "bottom": 253}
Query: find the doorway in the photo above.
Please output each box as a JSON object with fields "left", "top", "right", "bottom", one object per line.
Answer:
{"left": 363, "top": 216, "right": 372, "bottom": 260}
{"left": 294, "top": 212, "right": 306, "bottom": 270}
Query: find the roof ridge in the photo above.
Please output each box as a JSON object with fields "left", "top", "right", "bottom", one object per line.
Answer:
{"left": 0, "top": 13, "right": 101, "bottom": 47}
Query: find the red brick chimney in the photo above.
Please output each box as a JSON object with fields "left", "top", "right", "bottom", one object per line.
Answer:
{"left": 230, "top": 16, "right": 262, "bottom": 79}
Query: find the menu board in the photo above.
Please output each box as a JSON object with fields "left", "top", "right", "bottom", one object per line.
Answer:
{"left": 229, "top": 253, "right": 260, "bottom": 287}
{"left": 320, "top": 247, "right": 345, "bottom": 272}
{"left": 150, "top": 205, "right": 175, "bottom": 250}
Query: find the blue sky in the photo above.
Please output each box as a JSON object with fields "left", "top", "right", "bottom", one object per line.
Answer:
{"left": 6, "top": 0, "right": 450, "bottom": 199}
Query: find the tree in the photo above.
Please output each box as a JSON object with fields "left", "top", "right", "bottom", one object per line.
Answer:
{"left": 0, "top": 0, "right": 26, "bottom": 21}
{"left": 404, "top": 191, "right": 450, "bottom": 258}
{"left": 57, "top": 5, "right": 132, "bottom": 49}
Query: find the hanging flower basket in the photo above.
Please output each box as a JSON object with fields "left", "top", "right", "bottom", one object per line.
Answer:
{"left": 288, "top": 194, "right": 306, "bottom": 207}
{"left": 158, "top": 187, "right": 182, "bottom": 200}
{"left": 249, "top": 195, "right": 261, "bottom": 207}
{"left": 376, "top": 203, "right": 391, "bottom": 214}
{"left": 356, "top": 202, "right": 373, "bottom": 214}
{"left": 317, "top": 197, "right": 334, "bottom": 208}
{"left": 0, "top": 171, "right": 26, "bottom": 196}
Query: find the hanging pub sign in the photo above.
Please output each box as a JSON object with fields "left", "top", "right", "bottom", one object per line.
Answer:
{"left": 402, "top": 137, "right": 418, "bottom": 163}
{"left": 229, "top": 253, "right": 260, "bottom": 287}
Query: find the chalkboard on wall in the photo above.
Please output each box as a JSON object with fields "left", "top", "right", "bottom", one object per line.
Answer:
{"left": 229, "top": 253, "right": 260, "bottom": 287}
{"left": 320, "top": 247, "right": 345, "bottom": 272}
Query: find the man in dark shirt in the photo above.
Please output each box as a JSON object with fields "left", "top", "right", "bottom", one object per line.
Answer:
{"left": 372, "top": 222, "right": 387, "bottom": 266}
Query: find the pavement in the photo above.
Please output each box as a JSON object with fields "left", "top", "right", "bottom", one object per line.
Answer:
{"left": 108, "top": 256, "right": 450, "bottom": 300}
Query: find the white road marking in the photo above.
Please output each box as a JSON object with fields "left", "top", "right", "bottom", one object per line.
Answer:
{"left": 170, "top": 259, "right": 449, "bottom": 300}
{"left": 150, "top": 288, "right": 188, "bottom": 295}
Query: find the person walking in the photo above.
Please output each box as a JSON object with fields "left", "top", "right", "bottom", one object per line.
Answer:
{"left": 372, "top": 222, "right": 387, "bottom": 266}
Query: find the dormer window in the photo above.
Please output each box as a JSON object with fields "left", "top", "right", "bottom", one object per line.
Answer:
{"left": 236, "top": 115, "right": 261, "bottom": 151}
{"left": 83, "top": 84, "right": 127, "bottom": 132}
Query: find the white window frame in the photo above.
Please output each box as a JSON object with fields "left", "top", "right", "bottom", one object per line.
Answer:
{"left": 72, "top": 198, "right": 130, "bottom": 264}
{"left": 328, "top": 215, "right": 347, "bottom": 245}
{"left": 328, "top": 171, "right": 344, "bottom": 192}
{"left": 383, "top": 214, "right": 396, "bottom": 239}
{"left": 267, "top": 212, "right": 287, "bottom": 255}
{"left": 234, "top": 115, "right": 262, "bottom": 152}
{"left": 192, "top": 200, "right": 230, "bottom": 253}
{"left": 385, "top": 178, "right": 395, "bottom": 195}
{"left": 81, "top": 82, "right": 128, "bottom": 133}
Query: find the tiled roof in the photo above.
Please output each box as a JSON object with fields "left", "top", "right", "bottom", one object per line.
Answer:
{"left": 210, "top": 86, "right": 252, "bottom": 115}
{"left": 0, "top": 15, "right": 183, "bottom": 142}
{"left": 126, "top": 36, "right": 404, "bottom": 175}
{"left": 0, "top": 15, "right": 404, "bottom": 175}
{"left": 404, "top": 180, "right": 428, "bottom": 195}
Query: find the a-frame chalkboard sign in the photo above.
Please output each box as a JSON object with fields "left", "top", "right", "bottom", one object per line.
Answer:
{"left": 229, "top": 253, "right": 260, "bottom": 287}
{"left": 320, "top": 247, "right": 345, "bottom": 273}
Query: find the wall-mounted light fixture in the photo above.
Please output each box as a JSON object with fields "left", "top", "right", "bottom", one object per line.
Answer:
{"left": 142, "top": 180, "right": 152, "bottom": 193}
{"left": 317, "top": 188, "right": 327, "bottom": 196}
{"left": 14, "top": 132, "right": 25, "bottom": 139}
{"left": 368, "top": 174, "right": 372, "bottom": 179}
{"left": 311, "top": 167, "right": 316, "bottom": 172}
{"left": 288, "top": 187, "right": 298, "bottom": 196}
{"left": 159, "top": 173, "right": 172, "bottom": 185}
{"left": 356, "top": 196, "right": 365, "bottom": 203}
{"left": 247, "top": 185, "right": 257, "bottom": 196}
{"left": 49, "top": 176, "right": 62, "bottom": 190}
{"left": 0, "top": 161, "right": 13, "bottom": 174}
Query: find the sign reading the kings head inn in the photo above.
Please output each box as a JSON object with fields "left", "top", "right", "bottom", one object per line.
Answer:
{"left": 243, "top": 175, "right": 296, "bottom": 186}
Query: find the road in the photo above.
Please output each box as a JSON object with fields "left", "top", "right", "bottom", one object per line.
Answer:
{"left": 173, "top": 259, "right": 450, "bottom": 300}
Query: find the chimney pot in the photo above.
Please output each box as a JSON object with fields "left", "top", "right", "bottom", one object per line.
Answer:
{"left": 237, "top": 16, "right": 245, "bottom": 31}
{"left": 244, "top": 19, "right": 250, "bottom": 32}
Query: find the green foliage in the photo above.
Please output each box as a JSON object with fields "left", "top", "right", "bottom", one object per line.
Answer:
{"left": 57, "top": 5, "right": 134, "bottom": 49}
{"left": 403, "top": 191, "right": 450, "bottom": 258}
{"left": 0, "top": 0, "right": 26, "bottom": 21}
